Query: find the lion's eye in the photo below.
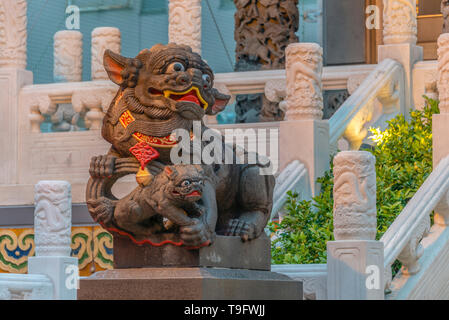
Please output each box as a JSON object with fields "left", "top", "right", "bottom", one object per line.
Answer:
{"left": 166, "top": 62, "right": 185, "bottom": 73}
{"left": 202, "top": 74, "right": 212, "bottom": 87}
{"left": 181, "top": 180, "right": 191, "bottom": 187}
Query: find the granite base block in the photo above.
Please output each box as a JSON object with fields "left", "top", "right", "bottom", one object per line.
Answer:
{"left": 113, "top": 233, "right": 271, "bottom": 271}
{"left": 78, "top": 267, "right": 302, "bottom": 300}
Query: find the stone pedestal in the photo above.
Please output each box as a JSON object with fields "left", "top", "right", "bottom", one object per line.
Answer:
{"left": 80, "top": 233, "right": 302, "bottom": 300}
{"left": 27, "top": 181, "right": 78, "bottom": 300}
{"left": 279, "top": 120, "right": 330, "bottom": 196}
{"left": 28, "top": 256, "right": 78, "bottom": 300}
{"left": 114, "top": 234, "right": 271, "bottom": 271}
{"left": 378, "top": 43, "right": 423, "bottom": 116}
{"left": 79, "top": 267, "right": 302, "bottom": 300}
{"left": 327, "top": 240, "right": 384, "bottom": 300}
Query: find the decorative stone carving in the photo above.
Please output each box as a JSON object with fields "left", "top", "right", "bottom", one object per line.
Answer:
{"left": 285, "top": 43, "right": 323, "bottom": 121}
{"left": 234, "top": 0, "right": 299, "bottom": 123}
{"left": 50, "top": 104, "right": 85, "bottom": 132}
{"left": 438, "top": 33, "right": 449, "bottom": 113}
{"left": 29, "top": 106, "right": 45, "bottom": 133}
{"left": 442, "top": 0, "right": 449, "bottom": 33}
{"left": 91, "top": 27, "right": 121, "bottom": 81}
{"left": 383, "top": 0, "right": 417, "bottom": 45}
{"left": 397, "top": 215, "right": 430, "bottom": 275}
{"left": 53, "top": 30, "right": 83, "bottom": 82}
{"left": 323, "top": 90, "right": 350, "bottom": 120}
{"left": 34, "top": 181, "right": 72, "bottom": 257}
{"left": 214, "top": 82, "right": 234, "bottom": 105}
{"left": 424, "top": 80, "right": 438, "bottom": 102}
{"left": 234, "top": 0, "right": 299, "bottom": 71}
{"left": 264, "top": 79, "right": 286, "bottom": 103}
{"left": 0, "top": 0, "right": 27, "bottom": 69}
{"left": 168, "top": 0, "right": 201, "bottom": 54}
{"left": 22, "top": 93, "right": 57, "bottom": 133}
{"left": 72, "top": 86, "right": 116, "bottom": 130}
{"left": 347, "top": 73, "right": 370, "bottom": 95}
{"left": 333, "top": 151, "right": 377, "bottom": 240}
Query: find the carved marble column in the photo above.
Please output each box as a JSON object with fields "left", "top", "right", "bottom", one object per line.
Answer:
{"left": 33, "top": 181, "right": 72, "bottom": 256}
{"left": 285, "top": 43, "right": 323, "bottom": 121}
{"left": 279, "top": 42, "right": 328, "bottom": 197}
{"left": 54, "top": 30, "right": 83, "bottom": 82}
{"left": 28, "top": 181, "right": 77, "bottom": 300}
{"left": 0, "top": 0, "right": 33, "bottom": 184}
{"left": 333, "top": 151, "right": 377, "bottom": 240}
{"left": 91, "top": 27, "right": 121, "bottom": 81}
{"left": 438, "top": 34, "right": 449, "bottom": 114}
{"left": 379, "top": 0, "right": 422, "bottom": 116}
{"left": 442, "top": 0, "right": 449, "bottom": 33}
{"left": 327, "top": 151, "right": 384, "bottom": 300}
{"left": 434, "top": 34, "right": 449, "bottom": 166}
{"left": 168, "top": 0, "right": 201, "bottom": 54}
{"left": 0, "top": 0, "right": 27, "bottom": 69}
{"left": 383, "top": 0, "right": 417, "bottom": 45}
{"left": 433, "top": 33, "right": 449, "bottom": 226}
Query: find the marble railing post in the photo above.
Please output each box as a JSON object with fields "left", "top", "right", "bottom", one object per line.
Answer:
{"left": 379, "top": 0, "right": 422, "bottom": 115}
{"left": 91, "top": 27, "right": 121, "bottom": 81}
{"left": 279, "top": 43, "right": 329, "bottom": 196}
{"left": 0, "top": 0, "right": 33, "bottom": 185}
{"left": 433, "top": 33, "right": 449, "bottom": 226}
{"left": 54, "top": 30, "right": 83, "bottom": 82}
{"left": 168, "top": 0, "right": 201, "bottom": 54}
{"left": 327, "top": 151, "right": 384, "bottom": 300}
{"left": 28, "top": 181, "right": 78, "bottom": 300}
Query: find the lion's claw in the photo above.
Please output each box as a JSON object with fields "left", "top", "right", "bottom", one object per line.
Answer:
{"left": 89, "top": 155, "right": 116, "bottom": 179}
{"left": 224, "top": 219, "right": 256, "bottom": 242}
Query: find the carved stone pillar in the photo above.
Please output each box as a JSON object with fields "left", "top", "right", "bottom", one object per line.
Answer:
{"left": 434, "top": 33, "right": 449, "bottom": 166}
{"left": 442, "top": 0, "right": 449, "bottom": 33}
{"left": 0, "top": 0, "right": 33, "bottom": 184}
{"left": 168, "top": 0, "right": 201, "bottom": 54}
{"left": 383, "top": 0, "right": 417, "bottom": 45}
{"left": 379, "top": 1, "right": 422, "bottom": 116}
{"left": 54, "top": 30, "right": 83, "bottom": 82}
{"left": 433, "top": 33, "right": 449, "bottom": 226}
{"left": 327, "top": 151, "right": 383, "bottom": 300}
{"left": 0, "top": 0, "right": 27, "bottom": 69}
{"left": 280, "top": 42, "right": 328, "bottom": 197}
{"left": 33, "top": 181, "right": 72, "bottom": 256}
{"left": 91, "top": 27, "right": 121, "bottom": 81}
{"left": 333, "top": 151, "right": 377, "bottom": 240}
{"left": 438, "top": 34, "right": 449, "bottom": 114}
{"left": 285, "top": 43, "right": 323, "bottom": 121}
{"left": 28, "top": 181, "right": 77, "bottom": 300}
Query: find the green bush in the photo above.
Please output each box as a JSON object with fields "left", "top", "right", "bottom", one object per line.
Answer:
{"left": 270, "top": 98, "right": 439, "bottom": 265}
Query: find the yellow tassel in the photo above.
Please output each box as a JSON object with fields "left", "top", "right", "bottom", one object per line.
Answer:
{"left": 136, "top": 167, "right": 152, "bottom": 186}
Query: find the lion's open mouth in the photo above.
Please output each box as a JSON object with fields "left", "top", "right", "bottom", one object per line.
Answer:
{"left": 186, "top": 190, "right": 201, "bottom": 197}
{"left": 149, "top": 87, "right": 209, "bottom": 110}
